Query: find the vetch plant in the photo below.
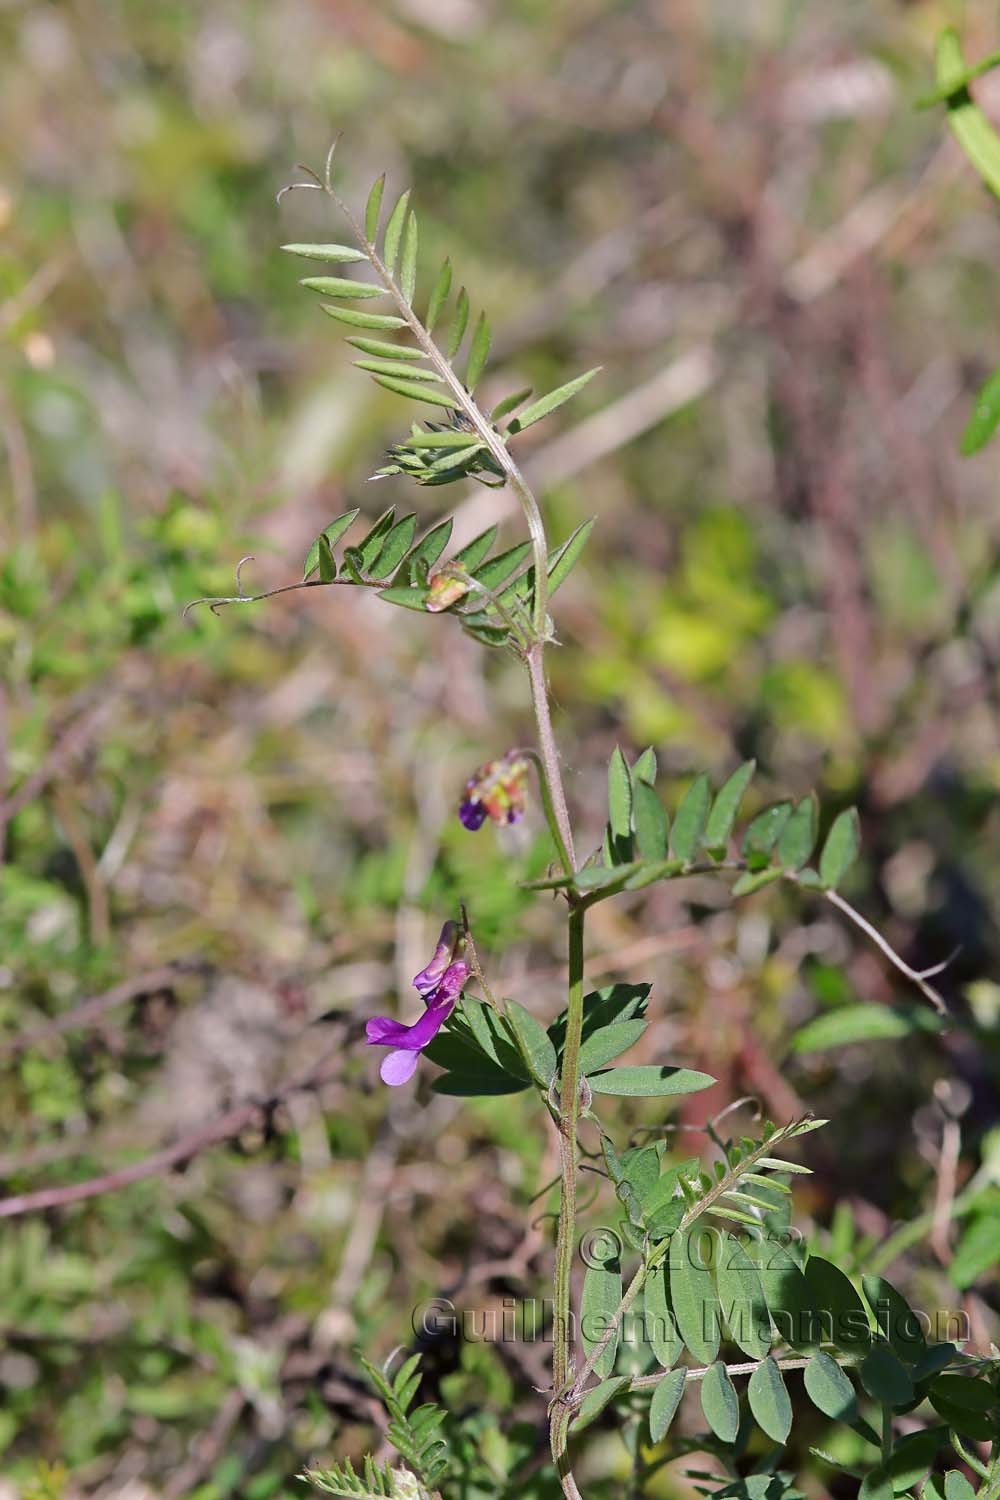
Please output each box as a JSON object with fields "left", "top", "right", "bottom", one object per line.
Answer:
{"left": 190, "top": 143, "right": 1000, "bottom": 1500}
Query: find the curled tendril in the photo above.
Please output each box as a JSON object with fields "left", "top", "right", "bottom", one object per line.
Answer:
{"left": 181, "top": 556, "right": 336, "bottom": 622}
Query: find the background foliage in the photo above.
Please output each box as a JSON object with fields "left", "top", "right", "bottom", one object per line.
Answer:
{"left": 2, "top": 0, "right": 999, "bottom": 1495}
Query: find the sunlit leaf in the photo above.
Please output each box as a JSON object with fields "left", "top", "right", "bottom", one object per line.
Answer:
{"left": 365, "top": 174, "right": 386, "bottom": 242}
{"left": 703, "top": 761, "right": 756, "bottom": 856}
{"left": 426, "top": 259, "right": 452, "bottom": 334}
{"left": 281, "top": 242, "right": 367, "bottom": 262}
{"left": 509, "top": 367, "right": 600, "bottom": 433}
{"left": 466, "top": 312, "right": 491, "bottom": 390}
{"left": 400, "top": 211, "right": 418, "bottom": 304}
{"left": 383, "top": 189, "right": 411, "bottom": 273}
{"left": 321, "top": 306, "right": 406, "bottom": 330}
{"left": 371, "top": 374, "right": 457, "bottom": 408}
{"left": 448, "top": 286, "right": 470, "bottom": 359}
{"left": 300, "top": 276, "right": 382, "bottom": 299}
{"left": 346, "top": 336, "right": 423, "bottom": 361}
{"left": 671, "top": 773, "right": 710, "bottom": 862}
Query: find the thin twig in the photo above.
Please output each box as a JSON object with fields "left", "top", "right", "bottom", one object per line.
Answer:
{"left": 824, "top": 888, "right": 949, "bottom": 1014}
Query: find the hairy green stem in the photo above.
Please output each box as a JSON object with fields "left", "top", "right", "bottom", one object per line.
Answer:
{"left": 551, "top": 904, "right": 586, "bottom": 1492}
{"left": 527, "top": 646, "right": 576, "bottom": 875}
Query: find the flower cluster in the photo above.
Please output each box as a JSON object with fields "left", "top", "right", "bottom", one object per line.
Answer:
{"left": 365, "top": 921, "right": 468, "bottom": 1086}
{"left": 458, "top": 751, "right": 530, "bottom": 831}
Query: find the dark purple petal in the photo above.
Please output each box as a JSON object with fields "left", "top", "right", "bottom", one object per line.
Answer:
{"left": 412, "top": 920, "right": 460, "bottom": 997}
{"left": 459, "top": 799, "right": 487, "bottom": 830}
{"left": 380, "top": 1049, "right": 420, "bottom": 1086}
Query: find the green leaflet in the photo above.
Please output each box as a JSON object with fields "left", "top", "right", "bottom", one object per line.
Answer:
{"left": 448, "top": 286, "right": 470, "bottom": 359}
{"left": 803, "top": 1255, "right": 872, "bottom": 1354}
{"left": 747, "top": 1357, "right": 792, "bottom": 1444}
{"left": 757, "top": 1237, "right": 817, "bottom": 1352}
{"left": 581, "top": 1253, "right": 622, "bottom": 1379}
{"left": 426, "top": 259, "right": 452, "bottom": 334}
{"left": 509, "top": 367, "right": 601, "bottom": 433}
{"left": 405, "top": 518, "right": 454, "bottom": 581}
{"left": 777, "top": 794, "right": 818, "bottom": 870}
{"left": 819, "top": 808, "right": 861, "bottom": 889}
{"left": 861, "top": 1276, "right": 926, "bottom": 1361}
{"left": 632, "top": 746, "right": 657, "bottom": 784}
{"left": 491, "top": 386, "right": 532, "bottom": 422}
{"left": 383, "top": 189, "right": 411, "bottom": 273}
{"left": 302, "top": 508, "right": 361, "bottom": 580}
{"left": 859, "top": 1346, "right": 913, "bottom": 1408}
{"left": 466, "top": 312, "right": 491, "bottom": 390}
{"left": 803, "top": 1352, "right": 858, "bottom": 1422}
{"left": 301, "top": 275, "right": 382, "bottom": 299}
{"left": 669, "top": 1227, "right": 721, "bottom": 1364}
{"left": 472, "top": 541, "right": 532, "bottom": 591}
{"left": 588, "top": 1065, "right": 714, "bottom": 1097}
{"left": 700, "top": 1361, "right": 740, "bottom": 1443}
{"left": 400, "top": 211, "right": 418, "bottom": 304}
{"left": 365, "top": 174, "right": 386, "bottom": 242}
{"left": 321, "top": 305, "right": 406, "bottom": 330}
{"left": 378, "top": 586, "right": 429, "bottom": 612}
{"left": 357, "top": 508, "right": 398, "bottom": 569}
{"left": 354, "top": 359, "right": 439, "bottom": 381}
{"left": 715, "top": 1232, "right": 771, "bottom": 1359}
{"left": 671, "top": 773, "right": 711, "bottom": 861}
{"left": 371, "top": 374, "right": 456, "bottom": 409}
{"left": 936, "top": 29, "right": 1000, "bottom": 201}
{"left": 742, "top": 801, "right": 793, "bottom": 868}
{"left": 732, "top": 867, "right": 783, "bottom": 897}
{"left": 632, "top": 779, "right": 668, "bottom": 860}
{"left": 346, "top": 335, "right": 424, "bottom": 361}
{"left": 452, "top": 525, "right": 497, "bottom": 571}
{"left": 607, "top": 746, "right": 633, "bottom": 852}
{"left": 648, "top": 1368, "right": 686, "bottom": 1444}
{"left": 504, "top": 999, "right": 556, "bottom": 1086}
{"left": 644, "top": 1263, "right": 684, "bottom": 1370}
{"left": 368, "top": 514, "right": 418, "bottom": 580}
{"left": 791, "top": 1005, "right": 943, "bottom": 1054}
{"left": 281, "top": 242, "right": 367, "bottom": 262}
{"left": 578, "top": 1019, "right": 648, "bottom": 1074}
{"left": 961, "top": 361, "right": 1000, "bottom": 455}
{"left": 571, "top": 1376, "right": 629, "bottom": 1433}
{"left": 703, "top": 761, "right": 756, "bottom": 856}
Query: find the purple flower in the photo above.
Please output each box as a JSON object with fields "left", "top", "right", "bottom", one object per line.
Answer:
{"left": 459, "top": 752, "right": 530, "bottom": 831}
{"left": 366, "top": 921, "right": 468, "bottom": 1086}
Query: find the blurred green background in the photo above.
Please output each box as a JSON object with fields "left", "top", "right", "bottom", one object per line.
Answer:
{"left": 2, "top": 0, "right": 999, "bottom": 1494}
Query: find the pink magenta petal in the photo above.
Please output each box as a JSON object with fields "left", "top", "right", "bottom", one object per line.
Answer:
{"left": 366, "top": 998, "right": 455, "bottom": 1053}
{"left": 380, "top": 1049, "right": 420, "bottom": 1085}
{"left": 412, "top": 920, "right": 459, "bottom": 996}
